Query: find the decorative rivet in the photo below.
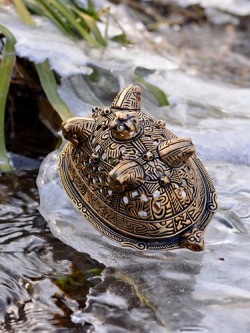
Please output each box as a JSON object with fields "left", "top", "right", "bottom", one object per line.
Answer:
{"left": 157, "top": 120, "right": 165, "bottom": 128}
{"left": 159, "top": 176, "right": 170, "bottom": 186}
{"left": 143, "top": 151, "right": 154, "bottom": 161}
{"left": 92, "top": 106, "right": 101, "bottom": 118}
{"left": 101, "top": 107, "right": 111, "bottom": 116}
{"left": 90, "top": 153, "right": 99, "bottom": 163}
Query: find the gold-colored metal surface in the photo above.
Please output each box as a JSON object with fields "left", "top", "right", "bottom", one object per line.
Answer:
{"left": 58, "top": 85, "right": 217, "bottom": 251}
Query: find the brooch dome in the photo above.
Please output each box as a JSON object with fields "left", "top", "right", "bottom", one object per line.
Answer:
{"left": 58, "top": 85, "right": 217, "bottom": 251}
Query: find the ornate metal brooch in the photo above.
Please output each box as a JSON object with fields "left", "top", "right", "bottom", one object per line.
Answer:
{"left": 58, "top": 85, "right": 217, "bottom": 252}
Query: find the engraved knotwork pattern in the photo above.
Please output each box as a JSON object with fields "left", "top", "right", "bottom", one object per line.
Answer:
{"left": 58, "top": 85, "right": 217, "bottom": 250}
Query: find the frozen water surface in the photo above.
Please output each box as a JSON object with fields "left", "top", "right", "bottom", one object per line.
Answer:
{"left": 38, "top": 77, "right": 250, "bottom": 333}
{"left": 37, "top": 112, "right": 250, "bottom": 333}
{"left": 1, "top": 1, "right": 250, "bottom": 332}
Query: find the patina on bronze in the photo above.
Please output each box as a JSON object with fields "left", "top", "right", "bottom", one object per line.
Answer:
{"left": 58, "top": 85, "right": 217, "bottom": 252}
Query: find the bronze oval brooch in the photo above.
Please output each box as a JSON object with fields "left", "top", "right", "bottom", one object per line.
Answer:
{"left": 58, "top": 85, "right": 217, "bottom": 252}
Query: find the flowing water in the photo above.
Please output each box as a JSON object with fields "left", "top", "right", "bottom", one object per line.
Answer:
{"left": 1, "top": 1, "right": 250, "bottom": 332}
{"left": 0, "top": 169, "right": 104, "bottom": 332}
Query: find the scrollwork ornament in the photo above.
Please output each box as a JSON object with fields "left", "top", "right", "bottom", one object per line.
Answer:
{"left": 58, "top": 85, "right": 217, "bottom": 252}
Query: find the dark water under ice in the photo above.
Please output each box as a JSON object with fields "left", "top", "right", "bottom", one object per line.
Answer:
{"left": 0, "top": 170, "right": 104, "bottom": 332}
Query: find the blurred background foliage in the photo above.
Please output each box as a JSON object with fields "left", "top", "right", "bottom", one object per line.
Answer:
{"left": 0, "top": 0, "right": 173, "bottom": 172}
{"left": 1, "top": 0, "right": 248, "bottom": 172}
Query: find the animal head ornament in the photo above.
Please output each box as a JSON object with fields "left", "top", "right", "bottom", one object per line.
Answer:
{"left": 58, "top": 85, "right": 217, "bottom": 251}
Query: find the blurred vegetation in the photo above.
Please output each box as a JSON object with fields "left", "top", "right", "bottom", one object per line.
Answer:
{"left": 18, "top": 0, "right": 108, "bottom": 46}
{"left": 134, "top": 74, "right": 169, "bottom": 107}
{"left": 0, "top": 0, "right": 170, "bottom": 172}
{"left": 110, "top": 0, "right": 206, "bottom": 29}
{"left": 53, "top": 264, "right": 103, "bottom": 306}
{"left": 50, "top": 263, "right": 103, "bottom": 329}
{"left": 0, "top": 0, "right": 110, "bottom": 172}
{"left": 0, "top": 25, "right": 16, "bottom": 172}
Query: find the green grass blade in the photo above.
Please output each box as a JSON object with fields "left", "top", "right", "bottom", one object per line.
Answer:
{"left": 35, "top": 60, "right": 73, "bottom": 121}
{"left": 13, "top": 2, "right": 73, "bottom": 121}
{"left": 109, "top": 12, "right": 131, "bottom": 45}
{"left": 60, "top": 0, "right": 98, "bottom": 18}
{"left": 71, "top": 9, "right": 107, "bottom": 46}
{"left": 21, "top": 0, "right": 107, "bottom": 46}
{"left": 46, "top": 0, "right": 100, "bottom": 46}
{"left": 83, "top": 13, "right": 107, "bottom": 47}
{"left": 0, "top": 25, "right": 16, "bottom": 172}
{"left": 134, "top": 75, "right": 169, "bottom": 107}
{"left": 23, "top": 0, "right": 45, "bottom": 15}
{"left": 111, "top": 33, "right": 130, "bottom": 45}
{"left": 23, "top": 0, "right": 71, "bottom": 37}
{"left": 23, "top": 0, "right": 75, "bottom": 38}
{"left": 38, "top": 0, "right": 75, "bottom": 38}
{"left": 14, "top": 0, "right": 35, "bottom": 26}
{"left": 87, "top": 0, "right": 95, "bottom": 13}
